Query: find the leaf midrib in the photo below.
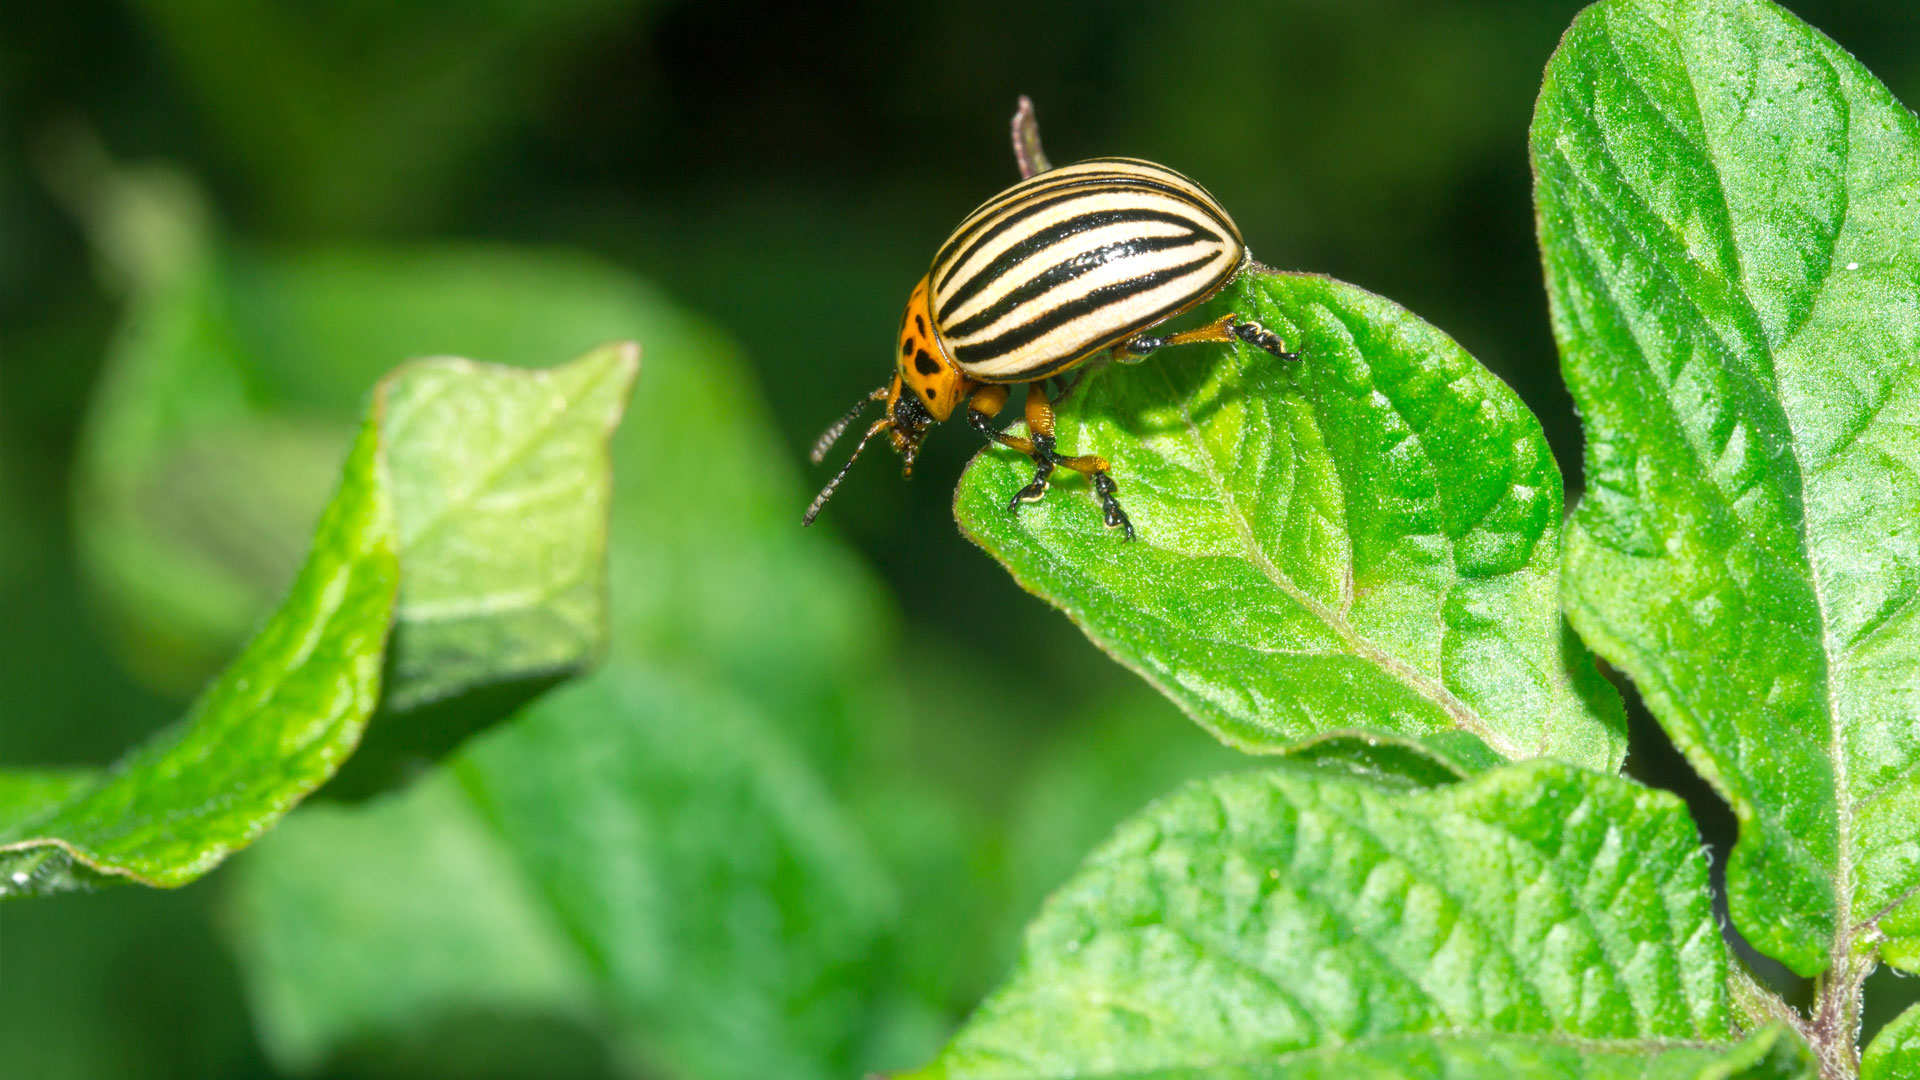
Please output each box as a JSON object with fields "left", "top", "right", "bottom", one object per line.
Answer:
{"left": 385, "top": 356, "right": 624, "bottom": 552}
{"left": 1637, "top": 5, "right": 1859, "bottom": 961}
{"left": 1156, "top": 355, "right": 1522, "bottom": 760}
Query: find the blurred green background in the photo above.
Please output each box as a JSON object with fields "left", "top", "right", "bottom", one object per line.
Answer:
{"left": 5, "top": 2, "right": 1918, "bottom": 1078}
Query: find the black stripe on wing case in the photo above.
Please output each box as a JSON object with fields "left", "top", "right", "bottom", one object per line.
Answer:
{"left": 949, "top": 252, "right": 1226, "bottom": 364}
{"left": 935, "top": 207, "right": 1223, "bottom": 323}
{"left": 942, "top": 232, "right": 1215, "bottom": 339}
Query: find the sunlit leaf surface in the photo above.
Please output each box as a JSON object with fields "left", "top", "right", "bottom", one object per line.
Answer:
{"left": 1534, "top": 0, "right": 1920, "bottom": 976}
{"left": 958, "top": 272, "right": 1623, "bottom": 767}
{"left": 909, "top": 760, "right": 1800, "bottom": 1079}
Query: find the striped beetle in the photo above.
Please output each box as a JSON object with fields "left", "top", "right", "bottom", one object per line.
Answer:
{"left": 804, "top": 99, "right": 1295, "bottom": 539}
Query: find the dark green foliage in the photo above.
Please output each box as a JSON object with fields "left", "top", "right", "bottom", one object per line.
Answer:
{"left": 9, "top": 0, "right": 1920, "bottom": 1077}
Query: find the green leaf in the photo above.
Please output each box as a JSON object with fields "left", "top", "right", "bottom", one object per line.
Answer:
{"left": 0, "top": 420, "right": 394, "bottom": 895}
{"left": 1533, "top": 0, "right": 1920, "bottom": 976}
{"left": 227, "top": 242, "right": 902, "bottom": 782}
{"left": 229, "top": 661, "right": 898, "bottom": 1080}
{"left": 72, "top": 213, "right": 890, "bottom": 770}
{"left": 956, "top": 272, "right": 1623, "bottom": 767}
{"left": 1257, "top": 1027, "right": 1816, "bottom": 1080}
{"left": 336, "top": 345, "right": 640, "bottom": 793}
{"left": 0, "top": 347, "right": 636, "bottom": 895}
{"left": 208, "top": 242, "right": 933, "bottom": 1077}
{"left": 909, "top": 1028, "right": 1813, "bottom": 1080}
{"left": 0, "top": 770, "right": 99, "bottom": 824}
{"left": 1864, "top": 1002, "right": 1920, "bottom": 1080}
{"left": 377, "top": 348, "right": 634, "bottom": 714}
{"left": 996, "top": 687, "right": 1267, "bottom": 982}
{"left": 69, "top": 177, "right": 324, "bottom": 691}
{"left": 1279, "top": 729, "right": 1504, "bottom": 790}
{"left": 910, "top": 761, "right": 1747, "bottom": 1079}
{"left": 226, "top": 769, "right": 599, "bottom": 1073}
{"left": 463, "top": 666, "right": 898, "bottom": 1080}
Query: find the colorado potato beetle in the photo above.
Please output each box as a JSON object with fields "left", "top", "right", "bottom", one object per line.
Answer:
{"left": 804, "top": 98, "right": 1296, "bottom": 539}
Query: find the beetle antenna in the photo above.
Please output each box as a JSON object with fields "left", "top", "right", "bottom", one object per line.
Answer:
{"left": 803, "top": 418, "right": 892, "bottom": 526}
{"left": 810, "top": 386, "right": 888, "bottom": 464}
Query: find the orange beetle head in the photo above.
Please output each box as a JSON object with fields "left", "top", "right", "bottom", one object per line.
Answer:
{"left": 894, "top": 276, "right": 965, "bottom": 425}
{"left": 801, "top": 277, "right": 970, "bottom": 526}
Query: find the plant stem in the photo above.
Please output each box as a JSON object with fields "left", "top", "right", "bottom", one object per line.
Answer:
{"left": 1807, "top": 953, "right": 1869, "bottom": 1080}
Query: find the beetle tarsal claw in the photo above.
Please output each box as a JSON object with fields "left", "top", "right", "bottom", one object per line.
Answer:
{"left": 1229, "top": 318, "right": 1292, "bottom": 359}
{"left": 1091, "top": 472, "right": 1135, "bottom": 539}
{"left": 1009, "top": 455, "right": 1056, "bottom": 511}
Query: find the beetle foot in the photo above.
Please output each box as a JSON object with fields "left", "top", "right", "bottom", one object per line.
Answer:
{"left": 1093, "top": 473, "right": 1135, "bottom": 540}
{"left": 1009, "top": 457, "right": 1056, "bottom": 510}
{"left": 1009, "top": 478, "right": 1051, "bottom": 507}
{"left": 1229, "top": 317, "right": 1297, "bottom": 360}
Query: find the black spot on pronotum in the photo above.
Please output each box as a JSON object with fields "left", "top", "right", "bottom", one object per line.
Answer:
{"left": 901, "top": 339, "right": 912, "bottom": 355}
{"left": 913, "top": 350, "right": 940, "bottom": 376}
{"left": 915, "top": 314, "right": 928, "bottom": 334}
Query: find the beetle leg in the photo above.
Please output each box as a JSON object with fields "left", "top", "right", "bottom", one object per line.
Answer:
{"left": 1089, "top": 472, "right": 1134, "bottom": 538}
{"left": 1012, "top": 444, "right": 1056, "bottom": 506}
{"left": 965, "top": 383, "right": 1018, "bottom": 441}
{"left": 1112, "top": 331, "right": 1168, "bottom": 364}
{"left": 1009, "top": 386, "right": 1059, "bottom": 506}
{"left": 965, "top": 384, "right": 1134, "bottom": 538}
{"left": 1031, "top": 445, "right": 1132, "bottom": 539}
{"left": 1114, "top": 313, "right": 1299, "bottom": 363}
{"left": 967, "top": 383, "right": 1043, "bottom": 459}
{"left": 1016, "top": 385, "right": 1136, "bottom": 538}
{"left": 1224, "top": 316, "right": 1296, "bottom": 358}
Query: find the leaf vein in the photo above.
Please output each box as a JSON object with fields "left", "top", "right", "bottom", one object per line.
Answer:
{"left": 1153, "top": 358, "right": 1520, "bottom": 759}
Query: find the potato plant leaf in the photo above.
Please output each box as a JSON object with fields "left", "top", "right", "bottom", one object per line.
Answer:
{"left": 956, "top": 272, "right": 1623, "bottom": 767}
{"left": 232, "top": 661, "right": 899, "bottom": 1080}
{"left": 0, "top": 347, "right": 636, "bottom": 896}
{"left": 1533, "top": 0, "right": 1920, "bottom": 976}
{"left": 1863, "top": 1003, "right": 1920, "bottom": 1080}
{"left": 1174, "top": 1028, "right": 1813, "bottom": 1080}
{"left": 907, "top": 761, "right": 1798, "bottom": 1079}
{"left": 227, "top": 767, "right": 599, "bottom": 1073}
{"left": 908, "top": 1028, "right": 1812, "bottom": 1080}
{"left": 1280, "top": 729, "right": 1504, "bottom": 790}
{"left": 217, "top": 245, "right": 921, "bottom": 1079}
{"left": 378, "top": 350, "right": 634, "bottom": 714}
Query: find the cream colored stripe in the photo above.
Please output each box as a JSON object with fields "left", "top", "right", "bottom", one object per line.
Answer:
{"left": 945, "top": 236, "right": 1234, "bottom": 347}
{"left": 955, "top": 250, "right": 1237, "bottom": 380}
